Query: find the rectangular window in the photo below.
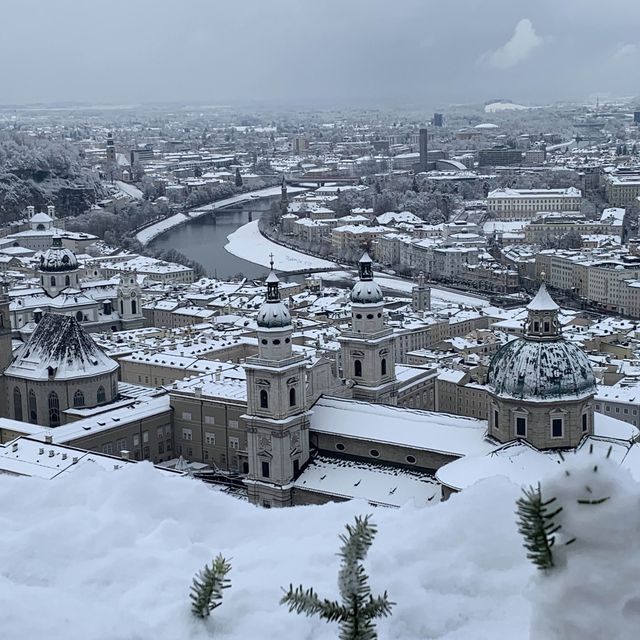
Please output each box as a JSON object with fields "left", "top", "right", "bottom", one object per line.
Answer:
{"left": 516, "top": 417, "right": 527, "bottom": 437}
{"left": 229, "top": 437, "right": 239, "bottom": 450}
{"left": 204, "top": 415, "right": 215, "bottom": 425}
{"left": 552, "top": 418, "right": 563, "bottom": 438}
{"left": 187, "top": 447, "right": 193, "bottom": 458}
{"left": 494, "top": 410, "right": 499, "bottom": 429}
{"left": 133, "top": 434, "right": 140, "bottom": 447}
{"left": 228, "top": 419, "right": 239, "bottom": 429}
{"left": 116, "top": 438, "right": 127, "bottom": 452}
{"left": 158, "top": 440, "right": 164, "bottom": 454}
{"left": 143, "top": 446, "right": 150, "bottom": 459}
{"left": 595, "top": 404, "right": 600, "bottom": 410}
{"left": 102, "top": 442, "right": 114, "bottom": 455}
{"left": 156, "top": 427, "right": 164, "bottom": 439}
{"left": 261, "top": 461, "right": 270, "bottom": 478}
{"left": 615, "top": 407, "right": 620, "bottom": 413}
{"left": 205, "top": 432, "right": 215, "bottom": 445}
{"left": 624, "top": 408, "right": 629, "bottom": 414}
{"left": 142, "top": 430, "right": 149, "bottom": 444}
{"left": 181, "top": 412, "right": 192, "bottom": 421}
{"left": 182, "top": 428, "right": 193, "bottom": 441}
{"left": 582, "top": 413, "right": 588, "bottom": 433}
{"left": 166, "top": 439, "right": 172, "bottom": 452}
{"left": 293, "top": 459, "right": 300, "bottom": 476}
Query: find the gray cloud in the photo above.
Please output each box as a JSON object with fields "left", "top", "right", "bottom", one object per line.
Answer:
{"left": 0, "top": 0, "right": 638, "bottom": 107}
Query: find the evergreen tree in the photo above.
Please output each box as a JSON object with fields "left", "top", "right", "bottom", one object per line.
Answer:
{"left": 235, "top": 168, "right": 243, "bottom": 188}
{"left": 190, "top": 554, "right": 232, "bottom": 619}
{"left": 411, "top": 175, "right": 420, "bottom": 193}
{"left": 281, "top": 515, "right": 393, "bottom": 640}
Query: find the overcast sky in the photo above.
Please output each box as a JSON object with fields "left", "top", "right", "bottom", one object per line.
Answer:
{"left": 1, "top": 0, "right": 639, "bottom": 107}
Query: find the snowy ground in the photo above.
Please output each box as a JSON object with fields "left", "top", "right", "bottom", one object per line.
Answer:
{"left": 224, "top": 220, "right": 337, "bottom": 272}
{"left": 0, "top": 463, "right": 532, "bottom": 640}
{"left": 136, "top": 186, "right": 307, "bottom": 246}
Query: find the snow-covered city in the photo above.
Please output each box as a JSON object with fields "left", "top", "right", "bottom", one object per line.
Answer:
{"left": 1, "top": 2, "right": 640, "bottom": 638}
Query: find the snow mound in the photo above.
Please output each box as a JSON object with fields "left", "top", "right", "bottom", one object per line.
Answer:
{"left": 484, "top": 102, "right": 529, "bottom": 113}
{"left": 529, "top": 459, "right": 640, "bottom": 640}
{"left": 1, "top": 462, "right": 531, "bottom": 639}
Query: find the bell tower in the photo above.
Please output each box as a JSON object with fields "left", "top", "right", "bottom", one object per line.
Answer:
{"left": 243, "top": 258, "right": 310, "bottom": 508}
{"left": 338, "top": 253, "right": 397, "bottom": 404}
{"left": 0, "top": 280, "right": 12, "bottom": 418}
{"left": 117, "top": 273, "right": 145, "bottom": 329}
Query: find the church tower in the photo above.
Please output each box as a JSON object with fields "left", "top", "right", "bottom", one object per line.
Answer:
{"left": 243, "top": 259, "right": 310, "bottom": 508}
{"left": 106, "top": 132, "right": 116, "bottom": 163}
{"left": 0, "top": 279, "right": 12, "bottom": 418}
{"left": 38, "top": 236, "right": 80, "bottom": 298}
{"left": 280, "top": 175, "right": 288, "bottom": 216}
{"left": 117, "top": 273, "right": 145, "bottom": 329}
{"left": 411, "top": 271, "right": 431, "bottom": 312}
{"left": 487, "top": 283, "right": 596, "bottom": 449}
{"left": 339, "top": 253, "right": 397, "bottom": 404}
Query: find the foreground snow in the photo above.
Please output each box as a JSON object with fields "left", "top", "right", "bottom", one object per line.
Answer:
{"left": 225, "top": 220, "right": 337, "bottom": 272}
{"left": 1, "top": 463, "right": 531, "bottom": 639}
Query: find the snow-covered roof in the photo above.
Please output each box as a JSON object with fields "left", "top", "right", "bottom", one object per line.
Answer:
{"left": 310, "top": 397, "right": 493, "bottom": 457}
{"left": 527, "top": 283, "right": 559, "bottom": 311}
{"left": 294, "top": 454, "right": 441, "bottom": 507}
{"left": 5, "top": 313, "right": 118, "bottom": 381}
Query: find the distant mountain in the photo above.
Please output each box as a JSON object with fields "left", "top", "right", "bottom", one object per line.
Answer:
{"left": 484, "top": 101, "right": 529, "bottom": 113}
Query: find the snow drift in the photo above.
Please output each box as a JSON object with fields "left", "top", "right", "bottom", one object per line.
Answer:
{"left": 0, "top": 458, "right": 636, "bottom": 639}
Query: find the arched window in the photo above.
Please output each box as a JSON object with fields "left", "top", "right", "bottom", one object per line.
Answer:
{"left": 289, "top": 387, "right": 296, "bottom": 407}
{"left": 76, "top": 311, "right": 83, "bottom": 322}
{"left": 97, "top": 386, "right": 106, "bottom": 404}
{"left": 28, "top": 389, "right": 37, "bottom": 424}
{"left": 50, "top": 276, "right": 56, "bottom": 287}
{"left": 259, "top": 389, "right": 269, "bottom": 409}
{"left": 64, "top": 275, "right": 70, "bottom": 287}
{"left": 13, "top": 387, "right": 22, "bottom": 422}
{"left": 354, "top": 359, "right": 362, "bottom": 377}
{"left": 48, "top": 392, "right": 60, "bottom": 427}
{"left": 381, "top": 358, "right": 387, "bottom": 376}
{"left": 131, "top": 300, "right": 137, "bottom": 315}
{"left": 73, "top": 389, "right": 85, "bottom": 408}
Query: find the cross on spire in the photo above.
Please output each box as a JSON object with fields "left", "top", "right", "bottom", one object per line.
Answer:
{"left": 269, "top": 253, "right": 275, "bottom": 271}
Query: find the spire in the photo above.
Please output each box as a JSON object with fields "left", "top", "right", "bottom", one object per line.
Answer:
{"left": 358, "top": 252, "right": 373, "bottom": 281}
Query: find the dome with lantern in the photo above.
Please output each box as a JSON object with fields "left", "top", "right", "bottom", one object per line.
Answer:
{"left": 487, "top": 283, "right": 596, "bottom": 401}
{"left": 39, "top": 236, "right": 78, "bottom": 273}
{"left": 350, "top": 253, "right": 383, "bottom": 304}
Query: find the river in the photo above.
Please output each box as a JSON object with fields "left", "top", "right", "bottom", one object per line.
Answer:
{"left": 149, "top": 206, "right": 270, "bottom": 280}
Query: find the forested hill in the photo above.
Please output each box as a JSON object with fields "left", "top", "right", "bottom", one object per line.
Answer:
{"left": 0, "top": 133, "right": 100, "bottom": 222}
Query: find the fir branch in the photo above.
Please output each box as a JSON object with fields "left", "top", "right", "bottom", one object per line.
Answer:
{"left": 190, "top": 554, "right": 232, "bottom": 619}
{"left": 516, "top": 484, "right": 562, "bottom": 571}
{"left": 280, "top": 515, "right": 394, "bottom": 640}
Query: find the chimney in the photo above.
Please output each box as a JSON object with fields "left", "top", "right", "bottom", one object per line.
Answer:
{"left": 44, "top": 434, "right": 53, "bottom": 444}
{"left": 194, "top": 385, "right": 202, "bottom": 397}
{"left": 120, "top": 450, "right": 130, "bottom": 460}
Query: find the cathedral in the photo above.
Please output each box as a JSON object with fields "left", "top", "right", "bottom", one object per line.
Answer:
{"left": 0, "top": 254, "right": 636, "bottom": 508}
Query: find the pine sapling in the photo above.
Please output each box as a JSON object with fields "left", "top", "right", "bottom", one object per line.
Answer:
{"left": 190, "top": 554, "right": 232, "bottom": 619}
{"left": 280, "top": 515, "right": 394, "bottom": 640}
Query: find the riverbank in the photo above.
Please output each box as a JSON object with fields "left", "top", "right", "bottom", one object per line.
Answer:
{"left": 224, "top": 219, "right": 337, "bottom": 273}
{"left": 136, "top": 185, "right": 307, "bottom": 246}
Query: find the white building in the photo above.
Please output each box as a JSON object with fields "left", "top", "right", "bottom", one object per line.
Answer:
{"left": 487, "top": 187, "right": 582, "bottom": 220}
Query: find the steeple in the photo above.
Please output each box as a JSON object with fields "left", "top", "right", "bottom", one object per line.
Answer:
{"left": 280, "top": 175, "right": 288, "bottom": 215}
{"left": 525, "top": 279, "right": 560, "bottom": 340}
